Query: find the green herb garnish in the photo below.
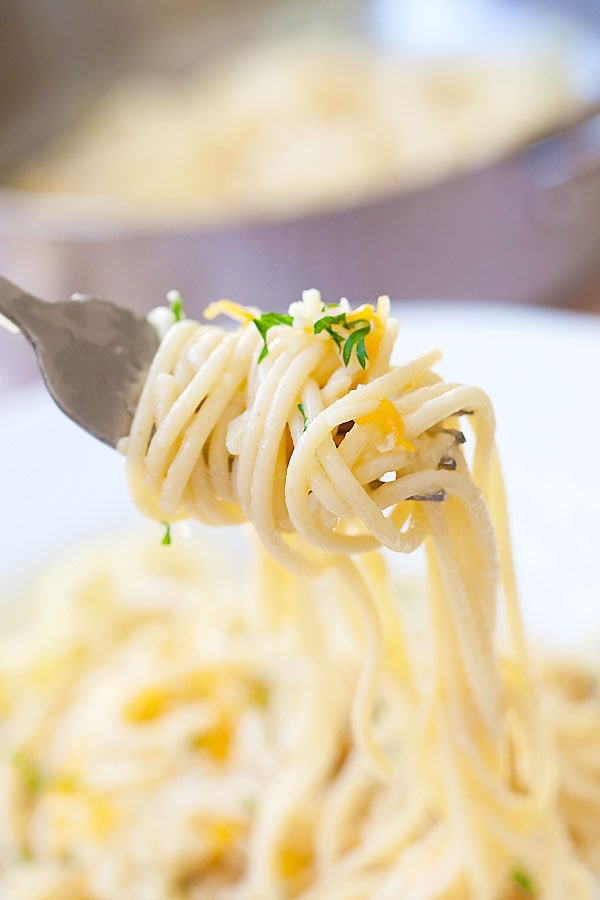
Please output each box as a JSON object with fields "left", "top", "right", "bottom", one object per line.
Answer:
{"left": 297, "top": 403, "right": 307, "bottom": 431}
{"left": 512, "top": 868, "right": 534, "bottom": 893}
{"left": 167, "top": 289, "right": 186, "bottom": 322}
{"left": 313, "top": 313, "right": 371, "bottom": 369}
{"left": 13, "top": 752, "right": 47, "bottom": 795}
{"left": 251, "top": 308, "right": 371, "bottom": 368}
{"left": 313, "top": 312, "right": 346, "bottom": 348}
{"left": 252, "top": 313, "right": 294, "bottom": 362}
{"left": 161, "top": 523, "right": 172, "bottom": 546}
{"left": 241, "top": 795, "right": 257, "bottom": 815}
{"left": 342, "top": 322, "right": 370, "bottom": 368}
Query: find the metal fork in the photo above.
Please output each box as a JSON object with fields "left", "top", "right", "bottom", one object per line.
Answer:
{"left": 0, "top": 276, "right": 159, "bottom": 447}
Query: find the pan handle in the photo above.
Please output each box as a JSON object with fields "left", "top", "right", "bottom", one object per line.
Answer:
{"left": 526, "top": 107, "right": 600, "bottom": 189}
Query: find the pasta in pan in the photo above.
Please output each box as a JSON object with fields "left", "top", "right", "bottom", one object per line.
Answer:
{"left": 7, "top": 38, "right": 576, "bottom": 222}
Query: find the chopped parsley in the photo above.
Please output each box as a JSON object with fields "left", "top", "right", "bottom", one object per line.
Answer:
{"left": 297, "top": 403, "right": 307, "bottom": 431}
{"left": 13, "top": 752, "right": 46, "bottom": 794}
{"left": 313, "top": 313, "right": 371, "bottom": 369}
{"left": 167, "top": 289, "right": 185, "bottom": 322}
{"left": 342, "top": 322, "right": 370, "bottom": 368}
{"left": 313, "top": 312, "right": 345, "bottom": 348}
{"left": 241, "top": 795, "right": 257, "bottom": 815}
{"left": 161, "top": 523, "right": 172, "bottom": 546}
{"left": 512, "top": 868, "right": 534, "bottom": 893}
{"left": 252, "top": 313, "right": 294, "bottom": 362}
{"left": 252, "top": 308, "right": 371, "bottom": 368}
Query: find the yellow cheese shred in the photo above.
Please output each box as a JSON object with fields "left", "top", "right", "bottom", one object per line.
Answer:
{"left": 356, "top": 398, "right": 415, "bottom": 452}
{"left": 203, "top": 300, "right": 256, "bottom": 324}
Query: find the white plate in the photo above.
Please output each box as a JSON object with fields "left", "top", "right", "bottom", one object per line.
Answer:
{"left": 1, "top": 302, "right": 599, "bottom": 649}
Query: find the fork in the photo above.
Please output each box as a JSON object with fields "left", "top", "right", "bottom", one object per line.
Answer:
{"left": 0, "top": 276, "right": 159, "bottom": 447}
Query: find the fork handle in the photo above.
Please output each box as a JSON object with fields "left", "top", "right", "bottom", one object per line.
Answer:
{"left": 0, "top": 276, "right": 46, "bottom": 338}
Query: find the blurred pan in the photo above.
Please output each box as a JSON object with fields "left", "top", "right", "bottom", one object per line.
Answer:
{"left": 1, "top": 0, "right": 600, "bottom": 390}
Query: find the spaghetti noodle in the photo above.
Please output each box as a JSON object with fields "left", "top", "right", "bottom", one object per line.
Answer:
{"left": 121, "top": 289, "right": 595, "bottom": 897}
{"left": 0, "top": 290, "right": 598, "bottom": 899}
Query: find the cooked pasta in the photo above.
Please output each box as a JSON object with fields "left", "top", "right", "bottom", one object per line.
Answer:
{"left": 0, "top": 290, "right": 598, "bottom": 899}
{"left": 0, "top": 532, "right": 598, "bottom": 900}
{"left": 120, "top": 289, "right": 596, "bottom": 896}
{"left": 7, "top": 36, "right": 576, "bottom": 221}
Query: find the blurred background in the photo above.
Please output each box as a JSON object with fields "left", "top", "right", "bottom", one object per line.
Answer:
{"left": 1, "top": 0, "right": 600, "bottom": 391}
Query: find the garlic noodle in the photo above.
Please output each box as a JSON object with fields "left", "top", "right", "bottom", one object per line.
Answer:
{"left": 0, "top": 289, "right": 598, "bottom": 900}
{"left": 121, "top": 289, "right": 595, "bottom": 897}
